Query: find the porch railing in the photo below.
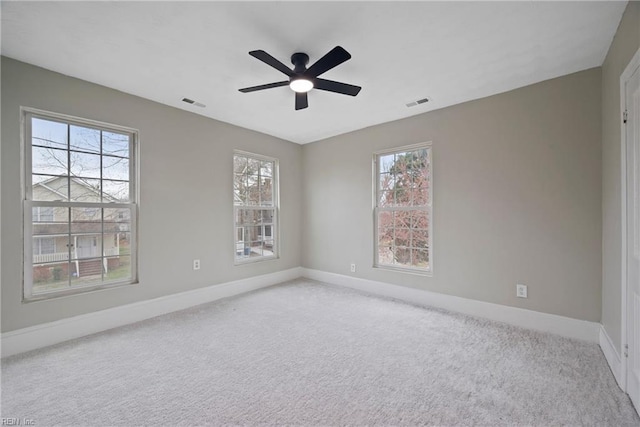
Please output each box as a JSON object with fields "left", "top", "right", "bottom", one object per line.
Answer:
{"left": 34, "top": 247, "right": 120, "bottom": 264}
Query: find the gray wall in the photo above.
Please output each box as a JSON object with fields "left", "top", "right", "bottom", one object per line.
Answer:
{"left": 302, "top": 68, "right": 602, "bottom": 322}
{"left": 601, "top": 1, "right": 640, "bottom": 352}
{"left": 0, "top": 54, "right": 609, "bottom": 333}
{"left": 1, "top": 57, "right": 303, "bottom": 332}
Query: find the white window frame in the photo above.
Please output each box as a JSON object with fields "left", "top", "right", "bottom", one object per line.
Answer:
{"left": 373, "top": 142, "right": 433, "bottom": 275}
{"left": 233, "top": 150, "right": 279, "bottom": 264}
{"left": 22, "top": 107, "right": 139, "bottom": 301}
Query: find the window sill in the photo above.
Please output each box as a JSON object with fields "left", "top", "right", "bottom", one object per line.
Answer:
{"left": 23, "top": 279, "right": 138, "bottom": 303}
{"left": 374, "top": 264, "right": 433, "bottom": 277}
{"left": 234, "top": 255, "right": 279, "bottom": 266}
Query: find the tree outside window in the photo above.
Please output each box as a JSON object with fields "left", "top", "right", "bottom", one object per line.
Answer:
{"left": 375, "top": 144, "right": 432, "bottom": 272}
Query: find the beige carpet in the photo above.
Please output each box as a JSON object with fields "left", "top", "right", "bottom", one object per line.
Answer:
{"left": 2, "top": 279, "right": 638, "bottom": 426}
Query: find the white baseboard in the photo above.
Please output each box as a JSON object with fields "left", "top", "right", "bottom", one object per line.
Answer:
{"left": 1, "top": 267, "right": 303, "bottom": 358}
{"left": 302, "top": 268, "right": 600, "bottom": 343}
{"left": 599, "top": 325, "right": 624, "bottom": 388}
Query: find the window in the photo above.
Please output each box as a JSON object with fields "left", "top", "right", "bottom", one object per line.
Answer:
{"left": 33, "top": 237, "right": 56, "bottom": 256}
{"left": 374, "top": 143, "right": 432, "bottom": 273}
{"left": 32, "top": 206, "right": 54, "bottom": 222}
{"left": 23, "top": 108, "right": 138, "bottom": 299}
{"left": 233, "top": 151, "right": 278, "bottom": 263}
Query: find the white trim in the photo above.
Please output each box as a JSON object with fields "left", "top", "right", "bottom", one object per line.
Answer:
{"left": 302, "top": 268, "right": 600, "bottom": 342}
{"left": 600, "top": 325, "right": 624, "bottom": 388}
{"left": 619, "top": 46, "right": 640, "bottom": 393}
{"left": 1, "top": 267, "right": 302, "bottom": 358}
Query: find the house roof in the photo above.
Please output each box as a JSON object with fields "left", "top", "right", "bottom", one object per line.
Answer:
{"left": 34, "top": 176, "right": 120, "bottom": 203}
{"left": 1, "top": 1, "right": 626, "bottom": 144}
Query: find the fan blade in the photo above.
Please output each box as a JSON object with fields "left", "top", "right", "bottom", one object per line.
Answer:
{"left": 306, "top": 46, "right": 351, "bottom": 78}
{"left": 249, "top": 50, "right": 294, "bottom": 77}
{"left": 239, "top": 81, "right": 289, "bottom": 93}
{"left": 314, "top": 78, "right": 361, "bottom": 96}
{"left": 295, "top": 92, "right": 308, "bottom": 110}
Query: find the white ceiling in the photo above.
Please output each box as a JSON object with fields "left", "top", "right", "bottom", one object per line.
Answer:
{"left": 1, "top": 1, "right": 626, "bottom": 144}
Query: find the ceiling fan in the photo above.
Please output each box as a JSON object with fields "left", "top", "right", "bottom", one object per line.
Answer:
{"left": 239, "top": 46, "right": 361, "bottom": 110}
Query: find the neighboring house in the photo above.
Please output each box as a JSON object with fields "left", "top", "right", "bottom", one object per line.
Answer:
{"left": 32, "top": 176, "right": 128, "bottom": 280}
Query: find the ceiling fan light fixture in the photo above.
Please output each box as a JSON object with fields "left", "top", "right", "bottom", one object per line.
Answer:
{"left": 289, "top": 78, "right": 313, "bottom": 93}
{"left": 239, "top": 46, "right": 361, "bottom": 110}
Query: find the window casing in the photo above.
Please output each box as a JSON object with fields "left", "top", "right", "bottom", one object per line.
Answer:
{"left": 23, "top": 108, "right": 138, "bottom": 300}
{"left": 374, "top": 143, "right": 432, "bottom": 274}
{"left": 233, "top": 151, "right": 278, "bottom": 263}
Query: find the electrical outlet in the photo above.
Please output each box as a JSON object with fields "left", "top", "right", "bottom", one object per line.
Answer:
{"left": 516, "top": 283, "right": 527, "bottom": 298}
{"left": 350, "top": 263, "right": 356, "bottom": 273}
{"left": 193, "top": 259, "right": 200, "bottom": 270}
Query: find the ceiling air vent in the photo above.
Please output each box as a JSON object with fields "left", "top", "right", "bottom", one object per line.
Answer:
{"left": 182, "top": 98, "right": 206, "bottom": 108}
{"left": 406, "top": 97, "right": 430, "bottom": 108}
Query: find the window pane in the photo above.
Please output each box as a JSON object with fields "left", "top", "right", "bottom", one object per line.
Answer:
{"left": 395, "top": 189, "right": 411, "bottom": 206}
{"left": 32, "top": 208, "right": 69, "bottom": 238}
{"left": 379, "top": 172, "right": 394, "bottom": 192}
{"left": 259, "top": 209, "right": 274, "bottom": 224}
{"left": 234, "top": 156, "right": 247, "bottom": 174}
{"left": 32, "top": 176, "right": 69, "bottom": 201}
{"left": 33, "top": 262, "right": 70, "bottom": 294}
{"left": 234, "top": 174, "right": 247, "bottom": 205}
{"left": 70, "top": 258, "right": 103, "bottom": 286}
{"left": 236, "top": 209, "right": 254, "bottom": 226}
{"left": 113, "top": 233, "right": 131, "bottom": 257}
{"left": 411, "top": 210, "right": 428, "bottom": 229}
{"left": 73, "top": 236, "right": 100, "bottom": 259}
{"left": 102, "top": 132, "right": 129, "bottom": 157}
{"left": 378, "top": 242, "right": 393, "bottom": 266}
{"left": 248, "top": 158, "right": 260, "bottom": 174}
{"left": 105, "top": 255, "right": 131, "bottom": 282}
{"left": 31, "top": 205, "right": 70, "bottom": 282}
{"left": 103, "top": 156, "right": 129, "bottom": 181}
{"left": 70, "top": 151, "right": 101, "bottom": 179}
{"left": 69, "top": 178, "right": 101, "bottom": 202}
{"left": 412, "top": 249, "right": 429, "bottom": 269}
{"left": 379, "top": 190, "right": 393, "bottom": 207}
{"left": 393, "top": 246, "right": 412, "bottom": 267}
{"left": 411, "top": 186, "right": 428, "bottom": 206}
{"left": 70, "top": 125, "right": 101, "bottom": 154}
{"left": 249, "top": 243, "right": 263, "bottom": 257}
{"left": 379, "top": 154, "right": 394, "bottom": 174}
{"left": 247, "top": 174, "right": 260, "bottom": 205}
{"left": 102, "top": 180, "right": 130, "bottom": 202}
{"left": 378, "top": 210, "right": 393, "bottom": 234}
{"left": 394, "top": 211, "right": 410, "bottom": 229}
{"left": 32, "top": 206, "right": 54, "bottom": 222}
{"left": 104, "top": 209, "right": 131, "bottom": 239}
{"left": 32, "top": 118, "right": 67, "bottom": 150}
{"left": 261, "top": 241, "right": 274, "bottom": 256}
{"left": 33, "top": 237, "right": 56, "bottom": 255}
{"left": 411, "top": 228, "right": 429, "bottom": 248}
{"left": 32, "top": 146, "right": 67, "bottom": 176}
{"left": 260, "top": 161, "right": 272, "bottom": 177}
{"left": 70, "top": 207, "right": 102, "bottom": 257}
{"left": 260, "top": 177, "right": 273, "bottom": 205}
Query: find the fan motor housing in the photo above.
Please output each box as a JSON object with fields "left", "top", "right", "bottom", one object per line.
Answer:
{"left": 291, "top": 52, "right": 309, "bottom": 73}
